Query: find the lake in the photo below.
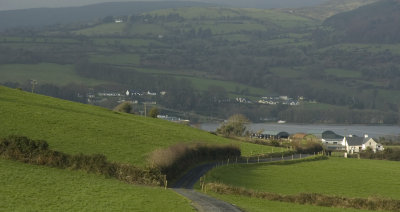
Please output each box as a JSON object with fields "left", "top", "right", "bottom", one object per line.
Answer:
{"left": 199, "top": 123, "right": 400, "bottom": 138}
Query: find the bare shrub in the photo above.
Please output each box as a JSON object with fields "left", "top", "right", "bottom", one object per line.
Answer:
{"left": 148, "top": 143, "right": 241, "bottom": 181}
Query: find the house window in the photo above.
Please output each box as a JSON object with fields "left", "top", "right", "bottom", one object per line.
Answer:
{"left": 333, "top": 142, "right": 337, "bottom": 144}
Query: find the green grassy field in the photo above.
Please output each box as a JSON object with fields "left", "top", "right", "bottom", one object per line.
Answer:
{"left": 207, "top": 192, "right": 373, "bottom": 212}
{"left": 178, "top": 76, "right": 268, "bottom": 96}
{"left": 205, "top": 157, "right": 400, "bottom": 199}
{"left": 89, "top": 53, "right": 140, "bottom": 65}
{"left": 0, "top": 63, "right": 105, "bottom": 85}
{"left": 74, "top": 23, "right": 167, "bottom": 36}
{"left": 0, "top": 86, "right": 267, "bottom": 166}
{"left": 0, "top": 159, "right": 193, "bottom": 211}
{"left": 74, "top": 23, "right": 127, "bottom": 36}
{"left": 150, "top": 7, "right": 316, "bottom": 29}
{"left": 92, "top": 38, "right": 163, "bottom": 47}
{"left": 325, "top": 68, "right": 362, "bottom": 78}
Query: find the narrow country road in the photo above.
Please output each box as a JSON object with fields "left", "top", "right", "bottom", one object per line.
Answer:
{"left": 173, "top": 154, "right": 310, "bottom": 212}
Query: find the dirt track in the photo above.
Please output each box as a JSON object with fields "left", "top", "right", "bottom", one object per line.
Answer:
{"left": 173, "top": 154, "right": 310, "bottom": 211}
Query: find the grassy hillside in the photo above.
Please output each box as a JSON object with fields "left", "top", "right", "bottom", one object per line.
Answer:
{"left": 2, "top": 3, "right": 400, "bottom": 124}
{"left": 205, "top": 157, "right": 400, "bottom": 199}
{"left": 0, "top": 159, "right": 193, "bottom": 211}
{"left": 323, "top": 0, "right": 400, "bottom": 43}
{"left": 74, "top": 7, "right": 317, "bottom": 37}
{"left": 291, "top": 0, "right": 379, "bottom": 21}
{"left": 0, "top": 1, "right": 215, "bottom": 31}
{"left": 0, "top": 63, "right": 104, "bottom": 85}
{"left": 0, "top": 86, "right": 268, "bottom": 166}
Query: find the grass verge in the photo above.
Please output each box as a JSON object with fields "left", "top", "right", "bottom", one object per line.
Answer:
{"left": 0, "top": 158, "right": 194, "bottom": 211}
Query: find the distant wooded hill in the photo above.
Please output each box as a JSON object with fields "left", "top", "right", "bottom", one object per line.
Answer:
{"left": 0, "top": 1, "right": 214, "bottom": 31}
{"left": 324, "top": 0, "right": 400, "bottom": 43}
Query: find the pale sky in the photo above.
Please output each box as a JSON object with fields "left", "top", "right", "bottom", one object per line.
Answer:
{"left": 0, "top": 0, "right": 140, "bottom": 11}
{"left": 0, "top": 0, "right": 328, "bottom": 11}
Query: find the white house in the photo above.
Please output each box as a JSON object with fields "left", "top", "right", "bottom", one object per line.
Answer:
{"left": 320, "top": 131, "right": 345, "bottom": 151}
{"left": 344, "top": 134, "right": 384, "bottom": 153}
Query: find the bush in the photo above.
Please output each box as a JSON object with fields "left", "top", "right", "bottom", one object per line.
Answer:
{"left": 292, "top": 141, "right": 323, "bottom": 154}
{"left": 148, "top": 143, "right": 241, "bottom": 181}
{"left": 359, "top": 147, "right": 400, "bottom": 161}
{"left": 149, "top": 107, "right": 159, "bottom": 118}
{"left": 0, "top": 135, "right": 164, "bottom": 186}
{"left": 113, "top": 102, "right": 132, "bottom": 113}
{"left": 216, "top": 114, "right": 249, "bottom": 137}
{"left": 206, "top": 183, "right": 400, "bottom": 211}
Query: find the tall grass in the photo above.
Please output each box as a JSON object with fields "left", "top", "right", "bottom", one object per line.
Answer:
{"left": 206, "top": 183, "right": 400, "bottom": 211}
{"left": 148, "top": 142, "right": 240, "bottom": 181}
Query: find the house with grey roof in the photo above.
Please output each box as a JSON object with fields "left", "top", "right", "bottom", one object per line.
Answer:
{"left": 320, "top": 131, "right": 346, "bottom": 151}
{"left": 345, "top": 135, "right": 384, "bottom": 153}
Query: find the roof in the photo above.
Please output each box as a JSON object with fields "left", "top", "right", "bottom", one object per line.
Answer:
{"left": 307, "top": 130, "right": 343, "bottom": 139}
{"left": 346, "top": 137, "right": 369, "bottom": 146}
{"left": 261, "top": 131, "right": 289, "bottom": 136}
{"left": 261, "top": 131, "right": 280, "bottom": 135}
{"left": 322, "top": 131, "right": 344, "bottom": 140}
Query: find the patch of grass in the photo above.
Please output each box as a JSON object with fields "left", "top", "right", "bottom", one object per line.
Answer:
{"left": 325, "top": 68, "right": 362, "bottom": 78}
{"left": 0, "top": 159, "right": 194, "bottom": 211}
{"left": 74, "top": 23, "right": 167, "bottom": 36}
{"left": 206, "top": 192, "right": 372, "bottom": 212}
{"left": 206, "top": 157, "right": 400, "bottom": 199}
{"left": 150, "top": 7, "right": 316, "bottom": 29}
{"left": 0, "top": 63, "right": 104, "bottom": 85}
{"left": 270, "top": 67, "right": 304, "bottom": 78}
{"left": 0, "top": 86, "right": 267, "bottom": 166}
{"left": 89, "top": 53, "right": 140, "bottom": 65}
{"left": 74, "top": 23, "right": 126, "bottom": 36}
{"left": 178, "top": 76, "right": 269, "bottom": 96}
{"left": 92, "top": 38, "right": 163, "bottom": 47}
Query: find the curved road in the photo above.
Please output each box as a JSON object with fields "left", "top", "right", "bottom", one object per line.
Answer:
{"left": 173, "top": 154, "right": 310, "bottom": 212}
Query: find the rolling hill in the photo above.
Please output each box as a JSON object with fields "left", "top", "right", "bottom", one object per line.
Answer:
{"left": 1, "top": 2, "right": 400, "bottom": 125}
{"left": 324, "top": 0, "right": 400, "bottom": 43}
{"left": 0, "top": 86, "right": 266, "bottom": 166}
{"left": 0, "top": 1, "right": 215, "bottom": 31}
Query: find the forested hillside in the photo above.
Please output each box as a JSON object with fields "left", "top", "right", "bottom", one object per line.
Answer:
{"left": 0, "top": 1, "right": 214, "bottom": 31}
{"left": 1, "top": 0, "right": 400, "bottom": 124}
{"left": 323, "top": 0, "right": 400, "bottom": 43}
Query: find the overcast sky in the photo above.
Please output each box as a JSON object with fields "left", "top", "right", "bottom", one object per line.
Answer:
{"left": 0, "top": 0, "right": 328, "bottom": 11}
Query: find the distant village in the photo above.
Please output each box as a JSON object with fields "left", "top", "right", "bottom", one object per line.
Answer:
{"left": 83, "top": 89, "right": 315, "bottom": 125}
{"left": 85, "top": 89, "right": 309, "bottom": 107}
{"left": 86, "top": 89, "right": 164, "bottom": 105}
{"left": 252, "top": 130, "right": 384, "bottom": 155}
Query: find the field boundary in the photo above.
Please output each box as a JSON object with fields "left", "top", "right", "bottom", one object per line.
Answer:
{"left": 205, "top": 183, "right": 400, "bottom": 212}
